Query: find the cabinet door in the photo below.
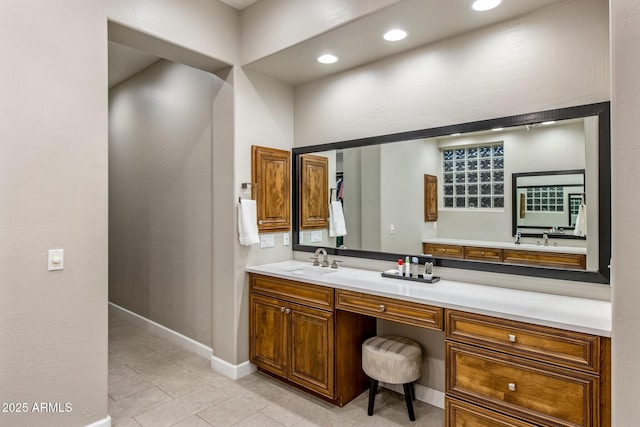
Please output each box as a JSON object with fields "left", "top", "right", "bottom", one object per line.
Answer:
{"left": 424, "top": 174, "right": 438, "bottom": 222}
{"left": 300, "top": 154, "right": 329, "bottom": 230}
{"left": 252, "top": 145, "right": 291, "bottom": 232}
{"left": 249, "top": 294, "right": 287, "bottom": 377}
{"left": 288, "top": 302, "right": 334, "bottom": 398}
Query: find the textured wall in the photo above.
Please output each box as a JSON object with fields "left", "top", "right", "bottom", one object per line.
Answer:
{"left": 0, "top": 1, "right": 108, "bottom": 426}
{"left": 109, "top": 60, "right": 215, "bottom": 346}
{"left": 611, "top": 0, "right": 640, "bottom": 423}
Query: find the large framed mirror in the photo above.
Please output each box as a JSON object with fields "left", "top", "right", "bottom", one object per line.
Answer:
{"left": 292, "top": 102, "right": 611, "bottom": 284}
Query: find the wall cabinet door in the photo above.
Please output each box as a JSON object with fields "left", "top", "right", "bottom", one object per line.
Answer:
{"left": 424, "top": 174, "right": 438, "bottom": 222}
{"left": 300, "top": 154, "right": 329, "bottom": 229}
{"left": 288, "top": 302, "right": 334, "bottom": 397}
{"left": 252, "top": 145, "right": 291, "bottom": 232}
{"left": 249, "top": 294, "right": 287, "bottom": 378}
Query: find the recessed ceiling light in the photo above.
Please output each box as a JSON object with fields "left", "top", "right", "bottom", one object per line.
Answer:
{"left": 472, "top": 0, "right": 502, "bottom": 12}
{"left": 317, "top": 54, "right": 338, "bottom": 64}
{"left": 541, "top": 121, "right": 556, "bottom": 126}
{"left": 491, "top": 127, "right": 504, "bottom": 132}
{"left": 450, "top": 133, "right": 461, "bottom": 136}
{"left": 383, "top": 29, "right": 407, "bottom": 42}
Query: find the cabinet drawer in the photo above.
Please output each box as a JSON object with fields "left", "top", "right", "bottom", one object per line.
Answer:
{"left": 446, "top": 397, "right": 538, "bottom": 427}
{"left": 464, "top": 246, "right": 503, "bottom": 261}
{"left": 446, "top": 342, "right": 598, "bottom": 427}
{"left": 249, "top": 274, "right": 334, "bottom": 310}
{"left": 502, "top": 249, "right": 586, "bottom": 270}
{"left": 423, "top": 243, "right": 464, "bottom": 259}
{"left": 335, "top": 289, "right": 443, "bottom": 330}
{"left": 446, "top": 310, "right": 600, "bottom": 373}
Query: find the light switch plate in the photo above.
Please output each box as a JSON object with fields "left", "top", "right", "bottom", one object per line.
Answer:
{"left": 283, "top": 233, "right": 290, "bottom": 246}
{"left": 260, "top": 235, "right": 275, "bottom": 248}
{"left": 48, "top": 249, "right": 64, "bottom": 271}
{"left": 311, "top": 231, "right": 322, "bottom": 242}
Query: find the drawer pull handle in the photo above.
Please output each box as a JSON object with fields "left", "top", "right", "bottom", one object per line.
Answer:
{"left": 508, "top": 334, "right": 517, "bottom": 343}
{"left": 508, "top": 382, "right": 517, "bottom": 392}
{"left": 258, "top": 220, "right": 264, "bottom": 225}
{"left": 378, "top": 304, "right": 386, "bottom": 312}
{"left": 285, "top": 308, "right": 291, "bottom": 314}
{"left": 280, "top": 307, "right": 285, "bottom": 312}
{"left": 481, "top": 251, "right": 485, "bottom": 256}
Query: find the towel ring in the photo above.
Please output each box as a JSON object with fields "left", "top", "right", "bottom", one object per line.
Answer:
{"left": 239, "top": 182, "right": 258, "bottom": 203}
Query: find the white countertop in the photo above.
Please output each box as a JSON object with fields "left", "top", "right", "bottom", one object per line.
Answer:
{"left": 423, "top": 237, "right": 587, "bottom": 254}
{"left": 246, "top": 260, "right": 610, "bottom": 337}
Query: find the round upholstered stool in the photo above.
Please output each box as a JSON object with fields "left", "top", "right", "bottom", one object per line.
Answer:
{"left": 362, "top": 335, "right": 422, "bottom": 421}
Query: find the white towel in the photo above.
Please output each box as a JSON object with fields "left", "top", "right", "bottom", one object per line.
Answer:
{"left": 328, "top": 201, "right": 347, "bottom": 237}
{"left": 238, "top": 199, "right": 260, "bottom": 245}
{"left": 573, "top": 202, "right": 587, "bottom": 237}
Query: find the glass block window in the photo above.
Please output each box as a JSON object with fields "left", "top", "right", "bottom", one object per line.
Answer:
{"left": 526, "top": 186, "right": 564, "bottom": 212}
{"left": 442, "top": 143, "right": 504, "bottom": 209}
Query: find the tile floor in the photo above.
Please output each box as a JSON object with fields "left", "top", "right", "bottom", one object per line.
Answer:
{"left": 108, "top": 313, "right": 444, "bottom": 426}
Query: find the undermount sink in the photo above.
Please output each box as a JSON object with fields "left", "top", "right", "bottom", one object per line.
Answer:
{"left": 285, "top": 265, "right": 338, "bottom": 278}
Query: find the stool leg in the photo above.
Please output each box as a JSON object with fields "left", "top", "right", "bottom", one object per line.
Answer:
{"left": 403, "top": 383, "right": 416, "bottom": 421}
{"left": 410, "top": 381, "right": 415, "bottom": 400}
{"left": 367, "top": 379, "right": 378, "bottom": 416}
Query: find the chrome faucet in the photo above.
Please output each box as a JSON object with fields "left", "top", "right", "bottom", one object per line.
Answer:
{"left": 514, "top": 229, "right": 521, "bottom": 245}
{"left": 543, "top": 233, "right": 549, "bottom": 246}
{"left": 313, "top": 247, "right": 329, "bottom": 267}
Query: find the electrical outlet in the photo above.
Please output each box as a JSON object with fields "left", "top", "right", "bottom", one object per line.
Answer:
{"left": 283, "top": 233, "right": 290, "bottom": 246}
{"left": 260, "top": 235, "right": 275, "bottom": 248}
{"left": 311, "top": 231, "right": 322, "bottom": 242}
{"left": 390, "top": 224, "right": 395, "bottom": 234}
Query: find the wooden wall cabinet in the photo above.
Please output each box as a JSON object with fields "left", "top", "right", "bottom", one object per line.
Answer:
{"left": 424, "top": 174, "right": 438, "bottom": 222}
{"left": 251, "top": 145, "right": 291, "bottom": 232}
{"left": 249, "top": 274, "right": 376, "bottom": 406}
{"left": 299, "top": 154, "right": 329, "bottom": 230}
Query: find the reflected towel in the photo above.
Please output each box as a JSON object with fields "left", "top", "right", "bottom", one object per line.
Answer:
{"left": 238, "top": 199, "right": 260, "bottom": 245}
{"left": 329, "top": 201, "right": 347, "bottom": 237}
{"left": 573, "top": 202, "right": 587, "bottom": 237}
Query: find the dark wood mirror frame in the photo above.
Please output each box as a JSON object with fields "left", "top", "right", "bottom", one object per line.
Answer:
{"left": 292, "top": 102, "right": 611, "bottom": 284}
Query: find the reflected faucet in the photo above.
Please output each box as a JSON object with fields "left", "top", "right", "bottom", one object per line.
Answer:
{"left": 314, "top": 247, "right": 329, "bottom": 267}
{"left": 514, "top": 229, "right": 521, "bottom": 245}
{"left": 543, "top": 233, "right": 549, "bottom": 246}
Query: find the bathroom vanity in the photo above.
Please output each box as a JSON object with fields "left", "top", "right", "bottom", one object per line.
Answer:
{"left": 247, "top": 261, "right": 611, "bottom": 427}
{"left": 423, "top": 238, "right": 587, "bottom": 270}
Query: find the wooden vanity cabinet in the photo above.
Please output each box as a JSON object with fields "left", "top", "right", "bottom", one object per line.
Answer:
{"left": 249, "top": 274, "right": 375, "bottom": 406}
{"left": 423, "top": 242, "right": 586, "bottom": 270}
{"left": 445, "top": 309, "right": 610, "bottom": 427}
{"left": 424, "top": 242, "right": 465, "bottom": 259}
{"left": 502, "top": 249, "right": 586, "bottom": 270}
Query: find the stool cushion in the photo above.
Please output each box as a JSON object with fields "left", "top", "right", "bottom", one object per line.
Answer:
{"left": 362, "top": 336, "right": 422, "bottom": 384}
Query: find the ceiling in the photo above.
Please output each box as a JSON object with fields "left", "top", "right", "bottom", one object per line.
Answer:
{"left": 219, "top": 0, "right": 259, "bottom": 10}
{"left": 244, "top": 0, "right": 569, "bottom": 85}
{"left": 108, "top": 0, "right": 568, "bottom": 88}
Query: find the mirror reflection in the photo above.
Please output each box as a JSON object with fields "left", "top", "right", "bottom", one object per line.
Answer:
{"left": 293, "top": 103, "right": 610, "bottom": 283}
{"left": 513, "top": 170, "right": 586, "bottom": 236}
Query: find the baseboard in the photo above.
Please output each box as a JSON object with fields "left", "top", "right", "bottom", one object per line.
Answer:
{"left": 109, "top": 302, "right": 258, "bottom": 380}
{"left": 108, "top": 302, "right": 212, "bottom": 360}
{"left": 86, "top": 415, "right": 111, "bottom": 427}
{"left": 211, "top": 356, "right": 257, "bottom": 379}
{"left": 381, "top": 382, "right": 445, "bottom": 409}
